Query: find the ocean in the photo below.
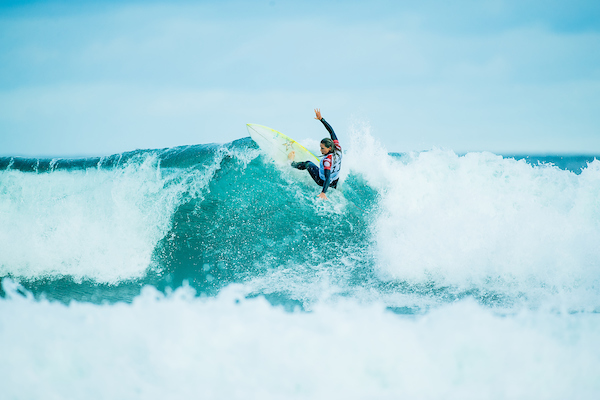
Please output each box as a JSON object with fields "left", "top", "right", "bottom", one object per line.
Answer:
{"left": 1, "top": 129, "right": 600, "bottom": 399}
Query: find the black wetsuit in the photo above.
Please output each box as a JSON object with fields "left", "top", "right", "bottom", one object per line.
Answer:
{"left": 291, "top": 118, "right": 341, "bottom": 194}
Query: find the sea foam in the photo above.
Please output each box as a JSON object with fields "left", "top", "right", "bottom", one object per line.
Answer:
{"left": 1, "top": 279, "right": 598, "bottom": 400}
{"left": 344, "top": 124, "right": 600, "bottom": 309}
{"left": 0, "top": 155, "right": 197, "bottom": 283}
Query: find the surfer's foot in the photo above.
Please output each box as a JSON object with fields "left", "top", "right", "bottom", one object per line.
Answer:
{"left": 288, "top": 151, "right": 296, "bottom": 162}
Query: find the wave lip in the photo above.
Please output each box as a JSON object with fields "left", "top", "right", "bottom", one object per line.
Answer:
{"left": 0, "top": 154, "right": 191, "bottom": 283}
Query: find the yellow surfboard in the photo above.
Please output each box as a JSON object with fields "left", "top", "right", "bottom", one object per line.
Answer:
{"left": 246, "top": 123, "right": 319, "bottom": 166}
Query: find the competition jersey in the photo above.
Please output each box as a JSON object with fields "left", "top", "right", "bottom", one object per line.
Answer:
{"left": 319, "top": 140, "right": 342, "bottom": 181}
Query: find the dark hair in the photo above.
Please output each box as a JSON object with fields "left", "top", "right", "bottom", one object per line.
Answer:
{"left": 320, "top": 138, "right": 340, "bottom": 155}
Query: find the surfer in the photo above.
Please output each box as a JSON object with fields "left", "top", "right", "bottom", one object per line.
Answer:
{"left": 288, "top": 109, "right": 342, "bottom": 200}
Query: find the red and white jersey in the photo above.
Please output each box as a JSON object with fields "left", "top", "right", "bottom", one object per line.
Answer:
{"left": 319, "top": 140, "right": 342, "bottom": 181}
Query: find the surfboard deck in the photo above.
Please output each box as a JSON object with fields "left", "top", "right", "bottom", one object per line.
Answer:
{"left": 246, "top": 123, "right": 319, "bottom": 166}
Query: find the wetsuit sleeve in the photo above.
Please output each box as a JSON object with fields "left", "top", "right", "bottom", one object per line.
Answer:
{"left": 320, "top": 118, "right": 338, "bottom": 141}
{"left": 321, "top": 169, "right": 331, "bottom": 194}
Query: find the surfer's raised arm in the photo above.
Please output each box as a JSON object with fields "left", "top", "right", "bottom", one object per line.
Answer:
{"left": 314, "top": 108, "right": 338, "bottom": 142}
{"left": 290, "top": 109, "right": 343, "bottom": 201}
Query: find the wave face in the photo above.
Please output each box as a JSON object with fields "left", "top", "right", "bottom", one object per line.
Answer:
{"left": 2, "top": 135, "right": 599, "bottom": 310}
{"left": 2, "top": 131, "right": 600, "bottom": 398}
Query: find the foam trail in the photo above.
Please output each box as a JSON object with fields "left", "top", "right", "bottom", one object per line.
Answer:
{"left": 1, "top": 280, "right": 599, "bottom": 399}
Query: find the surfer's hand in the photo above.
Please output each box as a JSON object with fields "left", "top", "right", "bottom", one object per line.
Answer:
{"left": 318, "top": 192, "right": 328, "bottom": 200}
{"left": 314, "top": 108, "right": 322, "bottom": 120}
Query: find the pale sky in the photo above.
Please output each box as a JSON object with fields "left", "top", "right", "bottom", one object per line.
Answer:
{"left": 1, "top": 0, "right": 599, "bottom": 157}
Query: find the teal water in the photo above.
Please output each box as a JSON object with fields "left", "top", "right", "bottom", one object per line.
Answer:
{"left": 1, "top": 138, "right": 380, "bottom": 308}
{"left": 1, "top": 135, "right": 600, "bottom": 398}
{"left": 2, "top": 141, "right": 598, "bottom": 309}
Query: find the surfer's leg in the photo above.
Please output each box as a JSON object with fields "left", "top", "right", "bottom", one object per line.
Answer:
{"left": 291, "top": 161, "right": 310, "bottom": 170}
{"left": 305, "top": 163, "right": 325, "bottom": 186}
{"left": 330, "top": 178, "right": 339, "bottom": 189}
{"left": 291, "top": 161, "right": 324, "bottom": 186}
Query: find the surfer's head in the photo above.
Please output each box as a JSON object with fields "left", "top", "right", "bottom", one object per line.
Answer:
{"left": 320, "top": 138, "right": 334, "bottom": 155}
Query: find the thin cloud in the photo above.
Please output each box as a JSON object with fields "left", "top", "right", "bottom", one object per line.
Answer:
{"left": 0, "top": 0, "right": 599, "bottom": 156}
